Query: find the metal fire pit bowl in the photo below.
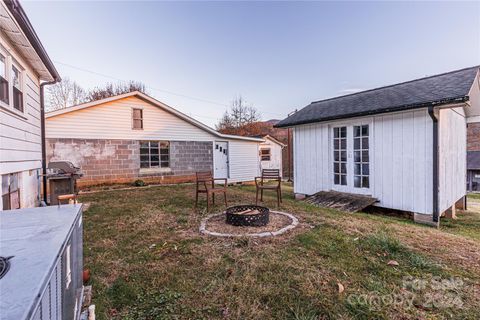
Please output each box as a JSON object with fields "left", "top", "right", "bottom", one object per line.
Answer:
{"left": 225, "top": 205, "right": 269, "bottom": 227}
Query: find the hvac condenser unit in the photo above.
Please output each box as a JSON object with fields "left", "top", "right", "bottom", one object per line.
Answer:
{"left": 0, "top": 204, "right": 84, "bottom": 320}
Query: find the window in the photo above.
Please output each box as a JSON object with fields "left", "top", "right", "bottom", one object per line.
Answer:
{"left": 0, "top": 50, "right": 25, "bottom": 112}
{"left": 333, "top": 126, "right": 347, "bottom": 185}
{"left": 353, "top": 125, "right": 369, "bottom": 188}
{"left": 2, "top": 173, "right": 20, "bottom": 210}
{"left": 260, "top": 148, "right": 271, "bottom": 161}
{"left": 132, "top": 108, "right": 143, "bottom": 129}
{"left": 0, "top": 54, "right": 8, "bottom": 104}
{"left": 12, "top": 65, "right": 22, "bottom": 112}
{"left": 140, "top": 141, "right": 169, "bottom": 168}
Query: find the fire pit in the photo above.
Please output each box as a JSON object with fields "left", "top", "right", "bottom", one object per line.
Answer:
{"left": 225, "top": 205, "right": 269, "bottom": 227}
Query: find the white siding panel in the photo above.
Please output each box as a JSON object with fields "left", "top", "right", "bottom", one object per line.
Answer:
{"left": 438, "top": 107, "right": 466, "bottom": 213}
{"left": 392, "top": 113, "right": 403, "bottom": 207}
{"left": 401, "top": 112, "right": 414, "bottom": 211}
{"left": 228, "top": 140, "right": 259, "bottom": 183}
{"left": 46, "top": 96, "right": 217, "bottom": 141}
{"left": 381, "top": 114, "right": 394, "bottom": 208}
{"left": 293, "top": 122, "right": 330, "bottom": 195}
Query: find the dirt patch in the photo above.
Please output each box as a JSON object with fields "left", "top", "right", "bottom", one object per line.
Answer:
{"left": 201, "top": 211, "right": 299, "bottom": 237}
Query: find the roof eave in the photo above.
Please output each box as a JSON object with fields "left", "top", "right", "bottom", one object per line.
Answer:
{"left": 4, "top": 0, "right": 60, "bottom": 81}
{"left": 274, "top": 96, "right": 470, "bottom": 128}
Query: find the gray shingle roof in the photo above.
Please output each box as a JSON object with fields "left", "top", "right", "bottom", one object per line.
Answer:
{"left": 468, "top": 151, "right": 480, "bottom": 170}
{"left": 276, "top": 66, "right": 479, "bottom": 128}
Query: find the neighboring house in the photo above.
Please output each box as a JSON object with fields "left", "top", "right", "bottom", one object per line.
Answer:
{"left": 467, "top": 151, "right": 480, "bottom": 192}
{"left": 467, "top": 118, "right": 480, "bottom": 192}
{"left": 0, "top": 0, "right": 60, "bottom": 210}
{"left": 276, "top": 66, "right": 480, "bottom": 226}
{"left": 45, "top": 91, "right": 263, "bottom": 187}
{"left": 255, "top": 135, "right": 285, "bottom": 176}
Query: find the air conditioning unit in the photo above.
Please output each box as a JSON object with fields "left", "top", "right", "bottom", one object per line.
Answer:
{"left": 0, "top": 204, "right": 84, "bottom": 320}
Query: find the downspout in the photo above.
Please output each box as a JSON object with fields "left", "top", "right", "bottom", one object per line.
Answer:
{"left": 40, "top": 80, "right": 58, "bottom": 205}
{"left": 428, "top": 106, "right": 439, "bottom": 223}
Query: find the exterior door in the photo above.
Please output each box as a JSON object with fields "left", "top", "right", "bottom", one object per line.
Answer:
{"left": 214, "top": 141, "right": 229, "bottom": 179}
{"left": 332, "top": 123, "right": 371, "bottom": 194}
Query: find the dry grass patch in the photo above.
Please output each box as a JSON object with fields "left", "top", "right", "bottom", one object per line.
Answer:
{"left": 80, "top": 184, "right": 480, "bottom": 320}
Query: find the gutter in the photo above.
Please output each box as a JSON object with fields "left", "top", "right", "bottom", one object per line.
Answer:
{"left": 427, "top": 106, "right": 439, "bottom": 224}
{"left": 40, "top": 80, "right": 59, "bottom": 205}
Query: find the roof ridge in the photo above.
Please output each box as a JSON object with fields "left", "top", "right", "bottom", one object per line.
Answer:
{"left": 310, "top": 65, "right": 480, "bottom": 105}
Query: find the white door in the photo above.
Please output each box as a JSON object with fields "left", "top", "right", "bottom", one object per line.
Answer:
{"left": 331, "top": 123, "right": 371, "bottom": 194}
{"left": 214, "top": 141, "right": 229, "bottom": 179}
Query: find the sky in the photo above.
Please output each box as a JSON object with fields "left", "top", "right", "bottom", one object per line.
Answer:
{"left": 23, "top": 1, "right": 480, "bottom": 127}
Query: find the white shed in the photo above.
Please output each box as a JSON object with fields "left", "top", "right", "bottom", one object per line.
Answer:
{"left": 258, "top": 135, "right": 286, "bottom": 176}
{"left": 275, "top": 66, "right": 480, "bottom": 226}
{"left": 45, "top": 91, "right": 262, "bottom": 187}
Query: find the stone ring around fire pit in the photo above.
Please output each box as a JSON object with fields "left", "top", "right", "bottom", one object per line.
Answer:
{"left": 199, "top": 207, "right": 299, "bottom": 238}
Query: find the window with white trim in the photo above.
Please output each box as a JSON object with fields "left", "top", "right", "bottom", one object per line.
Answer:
{"left": 132, "top": 108, "right": 143, "bottom": 129}
{"left": 140, "top": 141, "right": 170, "bottom": 168}
{"left": 260, "top": 148, "right": 271, "bottom": 161}
{"left": 1, "top": 173, "right": 20, "bottom": 210}
{"left": 0, "top": 48, "right": 25, "bottom": 114}
{"left": 353, "top": 125, "right": 369, "bottom": 188}
{"left": 333, "top": 126, "right": 347, "bottom": 185}
{"left": 0, "top": 54, "right": 8, "bottom": 104}
{"left": 12, "top": 64, "right": 22, "bottom": 112}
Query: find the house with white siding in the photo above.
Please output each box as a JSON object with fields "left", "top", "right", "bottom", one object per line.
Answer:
{"left": 0, "top": 0, "right": 61, "bottom": 210}
{"left": 275, "top": 66, "right": 480, "bottom": 226}
{"left": 46, "top": 91, "right": 263, "bottom": 187}
{"left": 256, "top": 135, "right": 285, "bottom": 176}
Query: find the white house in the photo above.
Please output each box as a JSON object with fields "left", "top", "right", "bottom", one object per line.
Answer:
{"left": 257, "top": 135, "right": 285, "bottom": 176}
{"left": 45, "top": 91, "right": 263, "bottom": 187}
{"left": 0, "top": 0, "right": 60, "bottom": 210}
{"left": 276, "top": 66, "right": 480, "bottom": 226}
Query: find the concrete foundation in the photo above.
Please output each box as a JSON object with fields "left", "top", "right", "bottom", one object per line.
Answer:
{"left": 413, "top": 213, "right": 439, "bottom": 227}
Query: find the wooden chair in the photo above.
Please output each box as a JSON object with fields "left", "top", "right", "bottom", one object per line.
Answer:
{"left": 195, "top": 171, "right": 228, "bottom": 211}
{"left": 255, "top": 169, "right": 282, "bottom": 207}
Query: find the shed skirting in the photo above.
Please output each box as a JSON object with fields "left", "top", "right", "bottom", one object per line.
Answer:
{"left": 46, "top": 138, "right": 213, "bottom": 187}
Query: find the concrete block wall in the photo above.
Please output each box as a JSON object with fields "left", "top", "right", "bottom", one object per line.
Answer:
{"left": 467, "top": 122, "right": 480, "bottom": 151}
{"left": 46, "top": 138, "right": 213, "bottom": 187}
{"left": 170, "top": 141, "right": 213, "bottom": 176}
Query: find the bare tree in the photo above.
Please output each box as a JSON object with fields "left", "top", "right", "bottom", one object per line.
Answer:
{"left": 46, "top": 77, "right": 87, "bottom": 111}
{"left": 216, "top": 96, "right": 261, "bottom": 132}
{"left": 86, "top": 81, "right": 147, "bottom": 102}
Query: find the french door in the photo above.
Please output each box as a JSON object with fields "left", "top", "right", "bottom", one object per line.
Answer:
{"left": 331, "top": 122, "right": 371, "bottom": 194}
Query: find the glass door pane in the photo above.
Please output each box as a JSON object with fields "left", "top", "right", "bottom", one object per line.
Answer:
{"left": 333, "top": 126, "right": 347, "bottom": 185}
{"left": 353, "top": 125, "right": 369, "bottom": 188}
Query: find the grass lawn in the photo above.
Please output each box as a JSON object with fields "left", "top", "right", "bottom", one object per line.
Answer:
{"left": 79, "top": 184, "right": 480, "bottom": 320}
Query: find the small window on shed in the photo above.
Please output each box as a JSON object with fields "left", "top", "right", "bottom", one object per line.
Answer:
{"left": 260, "top": 148, "right": 271, "bottom": 161}
{"left": 132, "top": 108, "right": 143, "bottom": 129}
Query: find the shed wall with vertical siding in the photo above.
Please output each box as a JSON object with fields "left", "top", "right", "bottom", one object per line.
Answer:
{"left": 293, "top": 109, "right": 434, "bottom": 215}
{"left": 438, "top": 107, "right": 467, "bottom": 213}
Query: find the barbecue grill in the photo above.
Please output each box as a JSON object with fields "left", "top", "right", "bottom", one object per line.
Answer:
{"left": 47, "top": 161, "right": 83, "bottom": 205}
